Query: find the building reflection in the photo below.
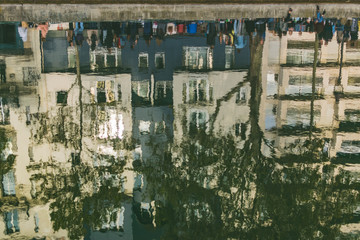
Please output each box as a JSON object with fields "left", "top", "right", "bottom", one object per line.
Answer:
{"left": 0, "top": 19, "right": 359, "bottom": 239}
{"left": 264, "top": 27, "right": 360, "bottom": 160}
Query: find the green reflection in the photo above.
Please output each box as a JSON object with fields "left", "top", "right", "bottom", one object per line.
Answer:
{"left": 0, "top": 19, "right": 360, "bottom": 240}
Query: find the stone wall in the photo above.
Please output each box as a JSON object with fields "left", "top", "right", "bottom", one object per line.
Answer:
{"left": 1, "top": 4, "right": 360, "bottom": 22}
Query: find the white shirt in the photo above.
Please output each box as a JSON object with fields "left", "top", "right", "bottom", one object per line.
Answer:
{"left": 18, "top": 27, "right": 28, "bottom": 42}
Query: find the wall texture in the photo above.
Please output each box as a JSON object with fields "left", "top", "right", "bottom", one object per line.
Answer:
{"left": 1, "top": 4, "right": 360, "bottom": 22}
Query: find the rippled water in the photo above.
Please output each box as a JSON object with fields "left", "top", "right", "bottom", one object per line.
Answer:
{"left": 0, "top": 18, "right": 360, "bottom": 239}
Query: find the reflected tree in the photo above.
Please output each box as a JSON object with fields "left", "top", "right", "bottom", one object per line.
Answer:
{"left": 133, "top": 34, "right": 360, "bottom": 240}
{"left": 28, "top": 44, "right": 135, "bottom": 239}
{"left": 19, "top": 25, "right": 360, "bottom": 240}
{"left": 0, "top": 127, "right": 16, "bottom": 207}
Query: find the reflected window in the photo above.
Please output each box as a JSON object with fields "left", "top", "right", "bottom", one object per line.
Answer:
{"left": 287, "top": 75, "right": 322, "bottom": 95}
{"left": 183, "top": 47, "right": 212, "bottom": 70}
{"left": 286, "top": 49, "right": 319, "bottom": 65}
{"left": 328, "top": 76, "right": 337, "bottom": 86}
{"left": 97, "top": 92, "right": 106, "bottom": 103}
{"left": 139, "top": 120, "right": 151, "bottom": 135}
{"left": 2, "top": 170, "right": 16, "bottom": 196}
{"left": 155, "top": 52, "right": 165, "bottom": 69}
{"left": 225, "top": 46, "right": 235, "bottom": 69}
{"left": 265, "top": 105, "right": 277, "bottom": 131}
{"left": 236, "top": 87, "right": 246, "bottom": 104}
{"left": 339, "top": 140, "right": 360, "bottom": 154}
{"left": 28, "top": 146, "right": 34, "bottom": 161}
{"left": 338, "top": 141, "right": 360, "bottom": 156}
{"left": 96, "top": 155, "right": 116, "bottom": 167}
{"left": 23, "top": 67, "right": 40, "bottom": 86}
{"left": 117, "top": 207, "right": 125, "bottom": 230}
{"left": 156, "top": 83, "right": 166, "bottom": 99}
{"left": 348, "top": 76, "right": 360, "bottom": 86}
{"left": 71, "top": 152, "right": 80, "bottom": 166}
{"left": 71, "top": 46, "right": 121, "bottom": 70}
{"left": 99, "top": 206, "right": 125, "bottom": 231}
{"left": 155, "top": 121, "right": 166, "bottom": 134}
{"left": 0, "top": 24, "right": 16, "bottom": 44}
{"left": 139, "top": 53, "right": 149, "bottom": 69}
{"left": 1, "top": 141, "right": 13, "bottom": 161}
{"left": 117, "top": 84, "right": 122, "bottom": 102}
{"left": 68, "top": 47, "right": 76, "bottom": 68}
{"left": 96, "top": 80, "right": 115, "bottom": 103}
{"left": 235, "top": 123, "right": 247, "bottom": 139}
{"left": 266, "top": 73, "right": 278, "bottom": 97}
{"left": 34, "top": 213, "right": 39, "bottom": 233}
{"left": 95, "top": 54, "right": 105, "bottom": 68}
{"left": 97, "top": 109, "right": 124, "bottom": 140}
{"left": 235, "top": 123, "right": 241, "bottom": 136}
{"left": 286, "top": 106, "right": 321, "bottom": 127}
{"left": 138, "top": 82, "right": 149, "bottom": 98}
{"left": 107, "top": 54, "right": 116, "bottom": 68}
{"left": 0, "top": 97, "right": 10, "bottom": 125}
{"left": 30, "top": 180, "right": 36, "bottom": 198}
{"left": 90, "top": 47, "right": 120, "bottom": 70}
{"left": 240, "top": 123, "right": 247, "bottom": 140}
{"left": 0, "top": 60, "right": 5, "bottom": 83}
{"left": 132, "top": 81, "right": 150, "bottom": 102}
{"left": 155, "top": 81, "right": 172, "bottom": 105}
{"left": 184, "top": 76, "right": 213, "bottom": 104}
{"left": 345, "top": 110, "right": 360, "bottom": 122}
{"left": 133, "top": 145, "right": 142, "bottom": 161}
{"left": 4, "top": 209, "right": 19, "bottom": 235}
{"left": 134, "top": 173, "right": 144, "bottom": 190}
{"left": 97, "top": 80, "right": 105, "bottom": 90}
{"left": 56, "top": 91, "right": 68, "bottom": 105}
{"left": 345, "top": 48, "right": 360, "bottom": 64}
{"left": 26, "top": 106, "right": 31, "bottom": 125}
{"left": 190, "top": 110, "right": 208, "bottom": 132}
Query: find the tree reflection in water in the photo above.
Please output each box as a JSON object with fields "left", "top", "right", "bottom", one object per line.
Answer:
{"left": 0, "top": 20, "right": 359, "bottom": 240}
{"left": 131, "top": 35, "right": 360, "bottom": 240}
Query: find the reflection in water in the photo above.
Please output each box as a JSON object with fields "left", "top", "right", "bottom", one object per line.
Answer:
{"left": 0, "top": 14, "right": 360, "bottom": 239}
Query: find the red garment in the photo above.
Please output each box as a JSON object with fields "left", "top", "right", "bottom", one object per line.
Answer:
{"left": 37, "top": 23, "right": 49, "bottom": 39}
{"left": 177, "top": 24, "right": 185, "bottom": 34}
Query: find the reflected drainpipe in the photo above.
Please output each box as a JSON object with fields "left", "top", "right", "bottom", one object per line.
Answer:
{"left": 335, "top": 35, "right": 345, "bottom": 97}
{"left": 329, "top": 38, "right": 345, "bottom": 159}
{"left": 75, "top": 44, "right": 83, "bottom": 159}
{"left": 330, "top": 31, "right": 345, "bottom": 156}
{"left": 150, "top": 73, "right": 154, "bottom": 106}
{"left": 310, "top": 33, "right": 319, "bottom": 139}
{"left": 41, "top": 41, "right": 44, "bottom": 73}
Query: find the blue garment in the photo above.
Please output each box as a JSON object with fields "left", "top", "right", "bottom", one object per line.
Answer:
{"left": 120, "top": 36, "right": 126, "bottom": 47}
{"left": 234, "top": 19, "right": 247, "bottom": 49}
{"left": 144, "top": 22, "right": 152, "bottom": 35}
{"left": 187, "top": 23, "right": 197, "bottom": 34}
{"left": 316, "top": 12, "right": 324, "bottom": 23}
{"left": 235, "top": 36, "right": 247, "bottom": 49}
{"left": 295, "top": 24, "right": 305, "bottom": 32}
{"left": 74, "top": 22, "right": 84, "bottom": 36}
{"left": 120, "top": 22, "right": 127, "bottom": 35}
{"left": 267, "top": 18, "right": 276, "bottom": 31}
{"left": 335, "top": 20, "right": 344, "bottom": 31}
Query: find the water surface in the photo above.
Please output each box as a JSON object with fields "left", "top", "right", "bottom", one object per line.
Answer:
{"left": 0, "top": 17, "right": 360, "bottom": 239}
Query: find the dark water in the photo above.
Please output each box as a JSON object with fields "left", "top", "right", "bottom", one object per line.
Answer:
{"left": 0, "top": 17, "right": 360, "bottom": 240}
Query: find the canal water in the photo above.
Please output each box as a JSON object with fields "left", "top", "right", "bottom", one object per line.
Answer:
{"left": 0, "top": 17, "right": 359, "bottom": 239}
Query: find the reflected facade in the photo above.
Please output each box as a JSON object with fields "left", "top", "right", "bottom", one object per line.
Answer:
{"left": 0, "top": 18, "right": 360, "bottom": 239}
